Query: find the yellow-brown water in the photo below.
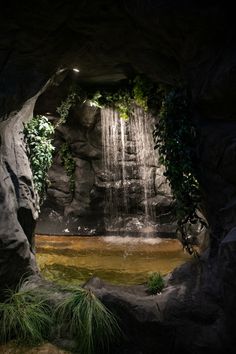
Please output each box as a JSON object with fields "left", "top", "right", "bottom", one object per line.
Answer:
{"left": 36, "top": 235, "right": 190, "bottom": 285}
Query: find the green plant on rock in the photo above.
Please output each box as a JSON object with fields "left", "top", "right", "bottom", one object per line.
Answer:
{"left": 24, "top": 115, "right": 54, "bottom": 202}
{"left": 147, "top": 272, "right": 165, "bottom": 295}
{"left": 153, "top": 88, "right": 205, "bottom": 255}
{"left": 56, "top": 87, "right": 84, "bottom": 126}
{"left": 133, "top": 75, "right": 153, "bottom": 111}
{"left": 90, "top": 88, "right": 132, "bottom": 120}
{"left": 0, "top": 287, "right": 52, "bottom": 345}
{"left": 59, "top": 142, "right": 76, "bottom": 194}
{"left": 88, "top": 76, "right": 165, "bottom": 120}
{"left": 55, "top": 287, "right": 121, "bottom": 354}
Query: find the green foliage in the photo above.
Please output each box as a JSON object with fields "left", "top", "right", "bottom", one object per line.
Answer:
{"left": 24, "top": 115, "right": 54, "bottom": 202}
{"left": 56, "top": 87, "right": 84, "bottom": 126}
{"left": 133, "top": 75, "right": 153, "bottom": 111}
{"left": 55, "top": 287, "right": 120, "bottom": 354}
{"left": 90, "top": 88, "right": 132, "bottom": 120}
{"left": 88, "top": 76, "right": 165, "bottom": 120}
{"left": 0, "top": 288, "right": 52, "bottom": 345}
{"left": 153, "top": 88, "right": 204, "bottom": 255}
{"left": 59, "top": 142, "right": 76, "bottom": 194}
{"left": 147, "top": 272, "right": 165, "bottom": 294}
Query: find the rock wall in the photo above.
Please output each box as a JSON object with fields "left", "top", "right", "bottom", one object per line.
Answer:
{"left": 0, "top": 96, "right": 41, "bottom": 291}
{"left": 36, "top": 100, "right": 175, "bottom": 236}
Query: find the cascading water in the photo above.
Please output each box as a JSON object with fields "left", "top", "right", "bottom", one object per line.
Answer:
{"left": 101, "top": 105, "right": 159, "bottom": 236}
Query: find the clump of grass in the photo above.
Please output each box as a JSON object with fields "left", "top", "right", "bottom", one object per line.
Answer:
{"left": 0, "top": 287, "right": 52, "bottom": 345}
{"left": 147, "top": 272, "right": 165, "bottom": 295}
{"left": 55, "top": 287, "right": 120, "bottom": 354}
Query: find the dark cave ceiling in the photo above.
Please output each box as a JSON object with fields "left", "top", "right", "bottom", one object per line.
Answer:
{"left": 0, "top": 1, "right": 235, "bottom": 119}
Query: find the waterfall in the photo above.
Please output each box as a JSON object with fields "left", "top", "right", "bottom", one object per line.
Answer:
{"left": 101, "top": 105, "right": 158, "bottom": 235}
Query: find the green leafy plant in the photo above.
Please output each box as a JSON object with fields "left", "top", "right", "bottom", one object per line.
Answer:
{"left": 0, "top": 287, "right": 52, "bottom": 345}
{"left": 24, "top": 115, "right": 54, "bottom": 202}
{"left": 55, "top": 287, "right": 120, "bottom": 354}
{"left": 133, "top": 75, "right": 153, "bottom": 111}
{"left": 56, "top": 87, "right": 84, "bottom": 126}
{"left": 147, "top": 272, "right": 165, "bottom": 294}
{"left": 153, "top": 88, "right": 205, "bottom": 255}
{"left": 59, "top": 142, "right": 76, "bottom": 194}
{"left": 88, "top": 76, "right": 165, "bottom": 120}
{"left": 90, "top": 88, "right": 132, "bottom": 120}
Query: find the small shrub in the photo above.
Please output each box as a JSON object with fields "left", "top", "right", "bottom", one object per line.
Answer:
{"left": 55, "top": 287, "right": 120, "bottom": 354}
{"left": 147, "top": 272, "right": 165, "bottom": 295}
{"left": 0, "top": 288, "right": 52, "bottom": 344}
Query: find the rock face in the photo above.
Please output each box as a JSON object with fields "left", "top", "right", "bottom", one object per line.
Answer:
{"left": 0, "top": 96, "right": 41, "bottom": 291}
{"left": 36, "top": 94, "right": 175, "bottom": 236}
{"left": 84, "top": 266, "right": 226, "bottom": 354}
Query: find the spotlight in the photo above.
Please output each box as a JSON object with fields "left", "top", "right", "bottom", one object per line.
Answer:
{"left": 57, "top": 68, "right": 66, "bottom": 73}
{"left": 73, "top": 68, "right": 80, "bottom": 73}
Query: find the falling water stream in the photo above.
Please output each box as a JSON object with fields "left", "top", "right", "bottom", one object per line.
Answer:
{"left": 101, "top": 105, "right": 158, "bottom": 235}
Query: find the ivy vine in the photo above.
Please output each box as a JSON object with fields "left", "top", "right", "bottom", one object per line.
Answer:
{"left": 153, "top": 88, "right": 205, "bottom": 255}
{"left": 24, "top": 115, "right": 55, "bottom": 203}
{"left": 59, "top": 142, "right": 76, "bottom": 194}
{"left": 56, "top": 87, "right": 84, "bottom": 126}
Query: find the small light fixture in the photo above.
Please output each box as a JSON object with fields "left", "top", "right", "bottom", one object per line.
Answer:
{"left": 73, "top": 68, "right": 80, "bottom": 73}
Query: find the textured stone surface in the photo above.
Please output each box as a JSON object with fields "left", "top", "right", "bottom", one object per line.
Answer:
{"left": 84, "top": 258, "right": 227, "bottom": 354}
{"left": 0, "top": 96, "right": 41, "bottom": 292}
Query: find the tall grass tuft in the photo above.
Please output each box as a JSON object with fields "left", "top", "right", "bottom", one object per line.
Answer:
{"left": 147, "top": 272, "right": 165, "bottom": 294}
{"left": 55, "top": 287, "right": 120, "bottom": 354}
{"left": 0, "top": 287, "right": 52, "bottom": 344}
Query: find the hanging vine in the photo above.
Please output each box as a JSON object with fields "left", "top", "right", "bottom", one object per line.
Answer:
{"left": 153, "top": 88, "right": 205, "bottom": 255}
{"left": 56, "top": 86, "right": 84, "bottom": 126}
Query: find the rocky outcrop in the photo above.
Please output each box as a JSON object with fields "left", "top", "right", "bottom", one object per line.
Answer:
{"left": 0, "top": 96, "right": 40, "bottom": 291}
{"left": 84, "top": 257, "right": 227, "bottom": 354}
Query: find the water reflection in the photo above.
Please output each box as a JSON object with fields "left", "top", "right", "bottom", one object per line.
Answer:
{"left": 36, "top": 235, "right": 190, "bottom": 285}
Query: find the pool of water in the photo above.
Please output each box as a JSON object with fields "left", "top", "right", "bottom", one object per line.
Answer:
{"left": 36, "top": 235, "right": 190, "bottom": 286}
